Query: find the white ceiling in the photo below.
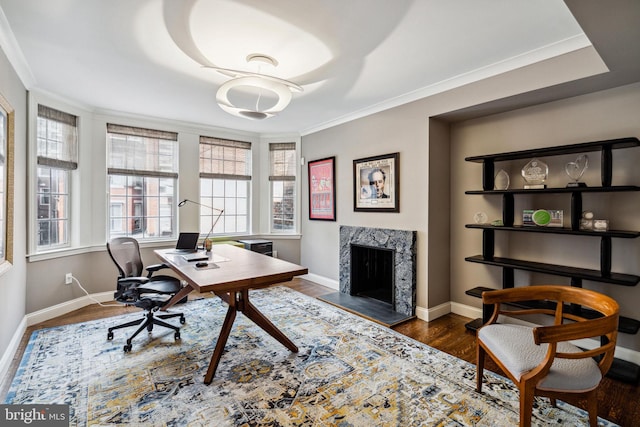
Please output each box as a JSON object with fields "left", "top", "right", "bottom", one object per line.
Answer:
{"left": 0, "top": 0, "right": 589, "bottom": 135}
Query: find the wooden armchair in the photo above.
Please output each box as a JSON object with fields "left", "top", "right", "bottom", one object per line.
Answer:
{"left": 475, "top": 285, "right": 619, "bottom": 427}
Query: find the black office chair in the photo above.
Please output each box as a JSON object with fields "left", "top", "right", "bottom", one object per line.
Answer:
{"left": 106, "top": 237, "right": 185, "bottom": 352}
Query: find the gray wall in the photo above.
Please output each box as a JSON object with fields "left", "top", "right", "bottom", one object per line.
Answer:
{"left": 300, "top": 46, "right": 603, "bottom": 315}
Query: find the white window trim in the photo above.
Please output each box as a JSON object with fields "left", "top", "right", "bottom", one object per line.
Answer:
{"left": 259, "top": 136, "right": 301, "bottom": 235}
{"left": 27, "top": 91, "right": 91, "bottom": 255}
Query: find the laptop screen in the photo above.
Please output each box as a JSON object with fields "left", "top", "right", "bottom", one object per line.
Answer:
{"left": 175, "top": 232, "right": 200, "bottom": 250}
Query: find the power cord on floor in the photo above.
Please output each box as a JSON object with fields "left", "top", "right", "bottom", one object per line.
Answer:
{"left": 70, "top": 275, "right": 121, "bottom": 307}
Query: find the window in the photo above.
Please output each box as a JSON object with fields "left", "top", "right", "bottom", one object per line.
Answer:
{"left": 36, "top": 105, "right": 78, "bottom": 250}
{"left": 107, "top": 124, "right": 178, "bottom": 239}
{"left": 269, "top": 142, "right": 296, "bottom": 232}
{"left": 199, "top": 136, "right": 251, "bottom": 235}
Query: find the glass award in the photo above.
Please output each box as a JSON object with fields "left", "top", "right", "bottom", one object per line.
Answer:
{"left": 565, "top": 154, "right": 588, "bottom": 187}
{"left": 494, "top": 169, "right": 510, "bottom": 190}
{"left": 521, "top": 158, "right": 548, "bottom": 189}
{"left": 473, "top": 212, "right": 488, "bottom": 224}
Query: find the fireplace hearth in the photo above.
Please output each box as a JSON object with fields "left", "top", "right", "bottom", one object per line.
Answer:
{"left": 319, "top": 226, "right": 417, "bottom": 326}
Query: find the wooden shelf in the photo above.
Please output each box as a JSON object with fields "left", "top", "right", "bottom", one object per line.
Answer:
{"left": 465, "top": 255, "right": 640, "bottom": 287}
{"left": 465, "top": 185, "right": 640, "bottom": 195}
{"left": 465, "top": 224, "right": 640, "bottom": 238}
{"left": 465, "top": 137, "right": 640, "bottom": 163}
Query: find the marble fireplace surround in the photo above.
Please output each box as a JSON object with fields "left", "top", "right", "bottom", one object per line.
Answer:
{"left": 339, "top": 225, "right": 417, "bottom": 317}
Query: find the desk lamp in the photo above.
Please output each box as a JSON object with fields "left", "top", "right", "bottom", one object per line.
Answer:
{"left": 178, "top": 199, "right": 224, "bottom": 252}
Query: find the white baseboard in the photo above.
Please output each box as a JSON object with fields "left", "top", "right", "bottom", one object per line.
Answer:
{"left": 450, "top": 302, "right": 483, "bottom": 320}
{"left": 301, "top": 273, "right": 338, "bottom": 290}
{"left": 416, "top": 301, "right": 452, "bottom": 322}
{"left": 0, "top": 316, "right": 27, "bottom": 386}
{"left": 26, "top": 292, "right": 114, "bottom": 326}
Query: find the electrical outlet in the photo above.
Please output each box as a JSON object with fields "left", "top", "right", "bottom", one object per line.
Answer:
{"left": 65, "top": 273, "right": 73, "bottom": 285}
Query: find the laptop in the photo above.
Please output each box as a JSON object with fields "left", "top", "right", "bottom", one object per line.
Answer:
{"left": 171, "top": 232, "right": 200, "bottom": 254}
{"left": 181, "top": 252, "right": 210, "bottom": 262}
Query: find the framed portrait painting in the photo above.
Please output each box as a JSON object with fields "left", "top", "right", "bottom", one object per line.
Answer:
{"left": 308, "top": 156, "right": 336, "bottom": 221}
{"left": 353, "top": 152, "right": 399, "bottom": 212}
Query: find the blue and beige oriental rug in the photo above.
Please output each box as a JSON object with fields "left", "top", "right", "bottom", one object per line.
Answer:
{"left": 5, "top": 287, "right": 616, "bottom": 426}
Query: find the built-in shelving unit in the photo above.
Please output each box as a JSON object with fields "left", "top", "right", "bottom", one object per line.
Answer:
{"left": 463, "top": 137, "right": 640, "bottom": 384}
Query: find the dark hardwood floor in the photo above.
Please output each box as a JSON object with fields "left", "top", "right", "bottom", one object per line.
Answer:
{"left": 2, "top": 278, "right": 638, "bottom": 426}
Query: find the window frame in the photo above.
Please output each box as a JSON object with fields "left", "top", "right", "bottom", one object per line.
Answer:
{"left": 106, "top": 123, "right": 179, "bottom": 241}
{"left": 269, "top": 142, "right": 297, "bottom": 233}
{"left": 34, "top": 105, "right": 78, "bottom": 251}
{"left": 198, "top": 136, "right": 252, "bottom": 236}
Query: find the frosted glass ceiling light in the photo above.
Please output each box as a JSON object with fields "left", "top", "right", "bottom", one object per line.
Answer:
{"left": 211, "top": 54, "right": 303, "bottom": 120}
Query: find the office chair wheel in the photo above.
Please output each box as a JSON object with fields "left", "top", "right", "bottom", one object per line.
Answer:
{"left": 107, "top": 331, "right": 114, "bottom": 340}
{"left": 124, "top": 343, "right": 132, "bottom": 352}
{"left": 174, "top": 332, "right": 181, "bottom": 340}
{"left": 180, "top": 315, "right": 185, "bottom": 324}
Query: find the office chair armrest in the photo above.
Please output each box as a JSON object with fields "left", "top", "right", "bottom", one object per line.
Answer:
{"left": 117, "top": 276, "right": 150, "bottom": 286}
{"left": 146, "top": 263, "right": 171, "bottom": 277}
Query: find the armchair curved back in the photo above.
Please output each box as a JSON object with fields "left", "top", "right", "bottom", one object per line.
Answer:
{"left": 482, "top": 285, "right": 619, "bottom": 376}
{"left": 477, "top": 285, "right": 619, "bottom": 427}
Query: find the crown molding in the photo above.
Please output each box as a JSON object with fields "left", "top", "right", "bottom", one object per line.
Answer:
{"left": 300, "top": 34, "right": 594, "bottom": 136}
{"left": 0, "top": 6, "right": 36, "bottom": 88}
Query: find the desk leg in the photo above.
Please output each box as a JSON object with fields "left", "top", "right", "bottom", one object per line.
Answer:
{"left": 240, "top": 290, "right": 298, "bottom": 353}
{"left": 203, "top": 290, "right": 298, "bottom": 384}
{"left": 161, "top": 284, "right": 194, "bottom": 311}
{"left": 204, "top": 293, "right": 237, "bottom": 385}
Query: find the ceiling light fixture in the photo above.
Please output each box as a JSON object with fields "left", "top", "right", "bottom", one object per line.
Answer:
{"left": 207, "top": 54, "right": 303, "bottom": 120}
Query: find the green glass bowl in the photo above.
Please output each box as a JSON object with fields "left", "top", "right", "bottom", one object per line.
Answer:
{"left": 532, "top": 209, "right": 551, "bottom": 226}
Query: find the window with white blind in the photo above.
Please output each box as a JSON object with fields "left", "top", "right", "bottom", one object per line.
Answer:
{"left": 269, "top": 142, "right": 296, "bottom": 232}
{"left": 107, "top": 124, "right": 178, "bottom": 239}
{"left": 36, "top": 105, "right": 78, "bottom": 250}
{"left": 199, "top": 136, "right": 251, "bottom": 235}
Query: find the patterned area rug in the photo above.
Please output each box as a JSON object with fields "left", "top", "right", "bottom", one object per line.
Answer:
{"left": 5, "top": 287, "right": 617, "bottom": 426}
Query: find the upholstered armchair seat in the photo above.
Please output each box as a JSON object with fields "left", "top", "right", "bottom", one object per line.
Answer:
{"left": 479, "top": 323, "right": 602, "bottom": 392}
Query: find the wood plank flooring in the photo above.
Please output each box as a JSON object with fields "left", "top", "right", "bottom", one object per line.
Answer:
{"left": 2, "top": 278, "right": 638, "bottom": 426}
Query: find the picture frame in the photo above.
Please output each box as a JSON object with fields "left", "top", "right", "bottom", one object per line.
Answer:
{"left": 353, "top": 152, "right": 399, "bottom": 212}
{"left": 308, "top": 156, "right": 336, "bottom": 221}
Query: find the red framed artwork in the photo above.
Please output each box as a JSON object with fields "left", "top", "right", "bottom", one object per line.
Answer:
{"left": 308, "top": 156, "right": 336, "bottom": 221}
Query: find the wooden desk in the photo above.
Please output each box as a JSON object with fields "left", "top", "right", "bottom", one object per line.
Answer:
{"left": 155, "top": 244, "right": 308, "bottom": 384}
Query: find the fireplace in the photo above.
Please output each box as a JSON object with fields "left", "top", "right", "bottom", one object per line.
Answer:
{"left": 320, "top": 225, "right": 417, "bottom": 326}
{"left": 350, "top": 244, "right": 394, "bottom": 305}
